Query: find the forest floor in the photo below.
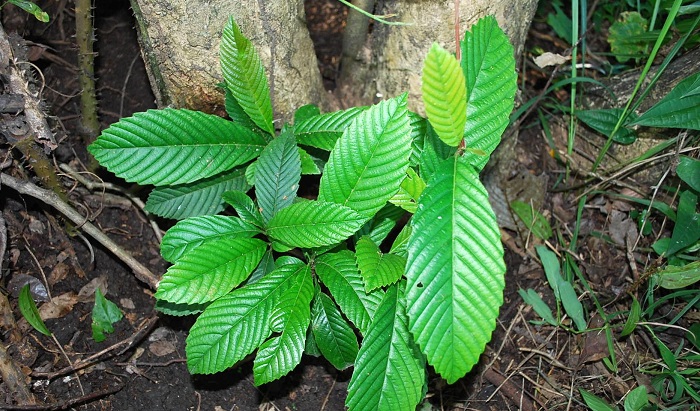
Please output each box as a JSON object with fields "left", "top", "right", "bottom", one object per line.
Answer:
{"left": 1, "top": 1, "right": 695, "bottom": 410}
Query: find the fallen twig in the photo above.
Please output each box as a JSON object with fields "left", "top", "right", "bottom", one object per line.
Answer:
{"left": 0, "top": 172, "right": 159, "bottom": 289}
{"left": 0, "top": 380, "right": 124, "bottom": 410}
{"left": 32, "top": 315, "right": 159, "bottom": 380}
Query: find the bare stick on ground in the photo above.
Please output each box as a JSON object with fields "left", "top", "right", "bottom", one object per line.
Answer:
{"left": 0, "top": 173, "right": 159, "bottom": 289}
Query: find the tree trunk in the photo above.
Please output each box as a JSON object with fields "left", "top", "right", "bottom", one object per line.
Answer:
{"left": 129, "top": 0, "right": 327, "bottom": 120}
{"left": 129, "top": 0, "right": 536, "bottom": 118}
{"left": 337, "top": 0, "right": 538, "bottom": 113}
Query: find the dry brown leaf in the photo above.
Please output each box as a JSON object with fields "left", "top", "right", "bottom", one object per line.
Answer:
{"left": 39, "top": 292, "right": 79, "bottom": 320}
{"left": 120, "top": 298, "right": 136, "bottom": 310}
{"left": 48, "top": 261, "right": 70, "bottom": 285}
{"left": 578, "top": 316, "right": 609, "bottom": 366}
{"left": 78, "top": 275, "right": 108, "bottom": 302}
{"left": 148, "top": 340, "right": 176, "bottom": 357}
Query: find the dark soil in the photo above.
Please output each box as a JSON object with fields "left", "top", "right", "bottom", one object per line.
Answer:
{"left": 1, "top": 1, "right": 690, "bottom": 410}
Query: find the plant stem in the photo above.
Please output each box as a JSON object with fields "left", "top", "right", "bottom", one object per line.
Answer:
{"left": 75, "top": 0, "right": 100, "bottom": 163}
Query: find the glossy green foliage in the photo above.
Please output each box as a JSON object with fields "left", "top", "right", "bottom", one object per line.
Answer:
{"left": 405, "top": 157, "right": 505, "bottom": 383}
{"left": 346, "top": 283, "right": 425, "bottom": 411}
{"left": 318, "top": 94, "right": 412, "bottom": 219}
{"left": 220, "top": 17, "right": 275, "bottom": 135}
{"left": 88, "top": 15, "right": 515, "bottom": 410}
{"left": 145, "top": 169, "right": 249, "bottom": 220}
{"left": 460, "top": 15, "right": 517, "bottom": 171}
{"left": 576, "top": 108, "right": 638, "bottom": 144}
{"left": 356, "top": 236, "right": 406, "bottom": 292}
{"left": 88, "top": 108, "right": 266, "bottom": 186}
{"left": 422, "top": 43, "right": 467, "bottom": 147}
{"left": 311, "top": 292, "right": 359, "bottom": 370}
{"left": 632, "top": 71, "right": 700, "bottom": 130}
{"left": 254, "top": 130, "right": 301, "bottom": 223}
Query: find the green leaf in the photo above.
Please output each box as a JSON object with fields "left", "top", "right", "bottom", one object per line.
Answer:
{"left": 518, "top": 288, "right": 557, "bottom": 326}
{"left": 510, "top": 200, "right": 553, "bottom": 240}
{"left": 632, "top": 72, "right": 700, "bottom": 130}
{"left": 536, "top": 245, "right": 563, "bottom": 301}
{"left": 161, "top": 215, "right": 260, "bottom": 263}
{"left": 666, "top": 190, "right": 700, "bottom": 256}
{"left": 389, "top": 168, "right": 426, "bottom": 213}
{"left": 624, "top": 386, "right": 648, "bottom": 411}
{"left": 186, "top": 259, "right": 306, "bottom": 374}
{"left": 8, "top": 0, "right": 49, "bottom": 22}
{"left": 319, "top": 94, "right": 412, "bottom": 218}
{"left": 418, "top": 125, "right": 456, "bottom": 183}
{"left": 608, "top": 12, "right": 649, "bottom": 62}
{"left": 145, "top": 168, "right": 249, "bottom": 220}
{"left": 253, "top": 263, "right": 314, "bottom": 385}
{"left": 346, "top": 282, "right": 425, "bottom": 411}
{"left": 405, "top": 156, "right": 505, "bottom": 383}
{"left": 222, "top": 190, "right": 265, "bottom": 228}
{"left": 687, "top": 323, "right": 700, "bottom": 350}
{"left": 255, "top": 131, "right": 301, "bottom": 223}
{"left": 580, "top": 388, "right": 617, "bottom": 411}
{"left": 220, "top": 18, "right": 274, "bottom": 135}
{"left": 460, "top": 15, "right": 517, "bottom": 171}
{"left": 576, "top": 108, "right": 638, "bottom": 145}
{"left": 677, "top": 156, "right": 700, "bottom": 192}
{"left": 267, "top": 201, "right": 365, "bottom": 249}
{"left": 389, "top": 225, "right": 412, "bottom": 258}
{"left": 356, "top": 237, "right": 406, "bottom": 292}
{"left": 655, "top": 261, "right": 700, "bottom": 289}
{"left": 620, "top": 297, "right": 641, "bottom": 337}
{"left": 88, "top": 108, "right": 266, "bottom": 186}
{"left": 558, "top": 280, "right": 587, "bottom": 331}
{"left": 298, "top": 147, "right": 322, "bottom": 175}
{"left": 315, "top": 251, "right": 384, "bottom": 336}
{"left": 421, "top": 43, "right": 467, "bottom": 147}
{"left": 354, "top": 204, "right": 405, "bottom": 247}
{"left": 311, "top": 292, "right": 359, "bottom": 370}
{"left": 155, "top": 300, "right": 208, "bottom": 316}
{"left": 91, "top": 288, "right": 123, "bottom": 343}
{"left": 245, "top": 248, "right": 276, "bottom": 285}
{"left": 304, "top": 326, "right": 322, "bottom": 357}
{"left": 18, "top": 284, "right": 50, "bottom": 336}
{"left": 222, "top": 83, "right": 262, "bottom": 133}
{"left": 536, "top": 246, "right": 587, "bottom": 331}
{"left": 407, "top": 111, "right": 428, "bottom": 166}
{"left": 294, "top": 107, "right": 368, "bottom": 151}
{"left": 156, "top": 237, "right": 267, "bottom": 304}
{"left": 294, "top": 104, "right": 321, "bottom": 124}
{"left": 547, "top": 4, "right": 572, "bottom": 44}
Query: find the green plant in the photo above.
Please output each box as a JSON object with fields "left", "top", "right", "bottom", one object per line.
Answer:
{"left": 88, "top": 15, "right": 515, "bottom": 409}
{"left": 2, "top": 0, "right": 49, "bottom": 22}
{"left": 19, "top": 284, "right": 123, "bottom": 342}
{"left": 580, "top": 385, "right": 650, "bottom": 411}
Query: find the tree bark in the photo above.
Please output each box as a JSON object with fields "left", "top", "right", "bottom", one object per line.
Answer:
{"left": 129, "top": 0, "right": 327, "bottom": 120}
{"left": 129, "top": 0, "right": 537, "bottom": 118}
{"left": 336, "top": 0, "right": 538, "bottom": 113}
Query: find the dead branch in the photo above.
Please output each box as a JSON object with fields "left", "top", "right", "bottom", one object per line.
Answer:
{"left": 0, "top": 172, "right": 159, "bottom": 289}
